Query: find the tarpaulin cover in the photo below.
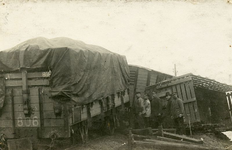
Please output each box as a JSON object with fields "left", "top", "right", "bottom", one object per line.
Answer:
{"left": 0, "top": 37, "right": 129, "bottom": 105}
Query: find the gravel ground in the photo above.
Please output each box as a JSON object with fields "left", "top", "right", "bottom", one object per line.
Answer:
{"left": 64, "top": 131, "right": 232, "bottom": 150}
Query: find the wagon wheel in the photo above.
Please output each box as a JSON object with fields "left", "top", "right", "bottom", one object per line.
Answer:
{"left": 105, "top": 117, "right": 115, "bottom": 135}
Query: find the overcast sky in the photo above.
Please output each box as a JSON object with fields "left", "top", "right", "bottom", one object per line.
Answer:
{"left": 0, "top": 0, "right": 232, "bottom": 84}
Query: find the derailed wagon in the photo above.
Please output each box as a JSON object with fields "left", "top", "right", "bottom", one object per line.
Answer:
{"left": 128, "top": 65, "right": 173, "bottom": 128}
{"left": 145, "top": 73, "right": 232, "bottom": 128}
{"left": 0, "top": 37, "right": 130, "bottom": 149}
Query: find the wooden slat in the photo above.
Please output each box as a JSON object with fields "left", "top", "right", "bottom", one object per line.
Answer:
{"left": 156, "top": 77, "right": 192, "bottom": 89}
{"left": 146, "top": 71, "right": 151, "bottom": 86}
{"left": 14, "top": 112, "right": 40, "bottom": 119}
{"left": 0, "top": 128, "right": 14, "bottom": 138}
{"left": 1, "top": 104, "right": 12, "bottom": 112}
{"left": 39, "top": 87, "right": 44, "bottom": 135}
{"left": 9, "top": 95, "right": 39, "bottom": 104}
{"left": 43, "top": 103, "right": 54, "bottom": 111}
{"left": 0, "top": 120, "right": 13, "bottom": 127}
{"left": 136, "top": 68, "right": 148, "bottom": 93}
{"left": 4, "top": 72, "right": 50, "bottom": 79}
{"left": 6, "top": 88, "right": 22, "bottom": 96}
{"left": 185, "top": 82, "right": 192, "bottom": 100}
{"left": 43, "top": 111, "right": 62, "bottom": 119}
{"left": 183, "top": 104, "right": 190, "bottom": 122}
{"left": 176, "top": 84, "right": 183, "bottom": 100}
{"left": 0, "top": 112, "right": 13, "bottom": 120}
{"left": 182, "top": 98, "right": 196, "bottom": 104}
{"left": 189, "top": 81, "right": 196, "bottom": 99}
{"left": 44, "top": 119, "right": 64, "bottom": 127}
{"left": 189, "top": 81, "right": 200, "bottom": 121}
{"left": 189, "top": 103, "right": 196, "bottom": 122}
{"left": 180, "top": 84, "right": 187, "bottom": 101}
{"left": 227, "top": 94, "right": 232, "bottom": 111}
{"left": 180, "top": 83, "right": 193, "bottom": 122}
{"left": 5, "top": 79, "right": 49, "bottom": 87}
{"left": 11, "top": 89, "right": 16, "bottom": 135}
{"left": 14, "top": 103, "right": 40, "bottom": 112}
{"left": 150, "top": 72, "right": 158, "bottom": 86}
{"left": 4, "top": 97, "right": 12, "bottom": 104}
{"left": 185, "top": 82, "right": 196, "bottom": 122}
{"left": 172, "top": 85, "right": 177, "bottom": 94}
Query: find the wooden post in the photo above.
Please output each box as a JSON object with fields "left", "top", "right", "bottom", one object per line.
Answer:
{"left": 10, "top": 89, "right": 16, "bottom": 137}
{"left": 158, "top": 125, "right": 164, "bottom": 137}
{"left": 128, "top": 130, "right": 134, "bottom": 150}
{"left": 21, "top": 68, "right": 30, "bottom": 116}
{"left": 188, "top": 114, "right": 192, "bottom": 136}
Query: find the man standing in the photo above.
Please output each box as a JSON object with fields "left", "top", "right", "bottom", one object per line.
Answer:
{"left": 168, "top": 92, "right": 185, "bottom": 135}
{"left": 143, "top": 94, "right": 151, "bottom": 127}
{"left": 151, "top": 92, "right": 164, "bottom": 128}
{"left": 134, "top": 92, "right": 145, "bottom": 128}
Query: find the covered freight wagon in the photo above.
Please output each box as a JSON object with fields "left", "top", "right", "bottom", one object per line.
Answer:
{"left": 0, "top": 37, "right": 130, "bottom": 149}
{"left": 145, "top": 73, "right": 232, "bottom": 128}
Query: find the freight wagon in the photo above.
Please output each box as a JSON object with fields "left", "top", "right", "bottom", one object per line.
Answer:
{"left": 145, "top": 73, "right": 232, "bottom": 128}
{"left": 128, "top": 65, "right": 173, "bottom": 127}
{"left": 0, "top": 37, "right": 130, "bottom": 149}
{"left": 128, "top": 65, "right": 173, "bottom": 106}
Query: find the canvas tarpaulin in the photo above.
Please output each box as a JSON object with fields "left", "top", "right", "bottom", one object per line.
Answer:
{"left": 0, "top": 37, "right": 129, "bottom": 105}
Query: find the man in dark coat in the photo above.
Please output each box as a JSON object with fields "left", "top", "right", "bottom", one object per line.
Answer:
{"left": 150, "top": 92, "right": 164, "bottom": 128}
{"left": 168, "top": 92, "right": 185, "bottom": 135}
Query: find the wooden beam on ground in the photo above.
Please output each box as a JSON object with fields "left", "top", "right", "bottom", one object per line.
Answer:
{"left": 155, "top": 136, "right": 194, "bottom": 144}
{"left": 133, "top": 140, "right": 220, "bottom": 150}
{"left": 152, "top": 128, "right": 176, "bottom": 133}
{"left": 163, "top": 131, "right": 203, "bottom": 144}
{"left": 130, "top": 128, "right": 153, "bottom": 136}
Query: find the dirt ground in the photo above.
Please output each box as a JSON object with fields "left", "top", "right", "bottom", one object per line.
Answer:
{"left": 64, "top": 130, "right": 232, "bottom": 150}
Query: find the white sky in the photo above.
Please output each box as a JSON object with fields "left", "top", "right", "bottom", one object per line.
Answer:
{"left": 0, "top": 0, "right": 232, "bottom": 84}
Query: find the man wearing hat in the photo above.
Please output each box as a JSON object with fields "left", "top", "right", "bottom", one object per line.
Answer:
{"left": 167, "top": 92, "right": 185, "bottom": 135}
{"left": 151, "top": 91, "right": 164, "bottom": 128}
{"left": 134, "top": 92, "right": 145, "bottom": 128}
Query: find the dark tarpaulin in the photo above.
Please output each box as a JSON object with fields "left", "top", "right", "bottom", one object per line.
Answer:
{"left": 0, "top": 37, "right": 130, "bottom": 105}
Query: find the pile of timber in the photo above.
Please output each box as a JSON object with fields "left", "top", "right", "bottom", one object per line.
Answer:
{"left": 128, "top": 128, "right": 222, "bottom": 150}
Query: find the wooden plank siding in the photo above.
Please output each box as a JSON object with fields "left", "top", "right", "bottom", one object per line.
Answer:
{"left": 129, "top": 66, "right": 138, "bottom": 107}
{"left": 0, "top": 71, "right": 69, "bottom": 138}
{"left": 226, "top": 93, "right": 232, "bottom": 122}
{"left": 147, "top": 79, "right": 201, "bottom": 124}
{"left": 149, "top": 71, "right": 158, "bottom": 86}
{"left": 136, "top": 68, "right": 149, "bottom": 93}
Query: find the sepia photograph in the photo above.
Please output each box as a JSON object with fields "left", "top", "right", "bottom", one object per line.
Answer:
{"left": 0, "top": 0, "right": 232, "bottom": 149}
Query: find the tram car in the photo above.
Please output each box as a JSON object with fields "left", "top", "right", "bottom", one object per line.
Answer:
{"left": 0, "top": 37, "right": 130, "bottom": 149}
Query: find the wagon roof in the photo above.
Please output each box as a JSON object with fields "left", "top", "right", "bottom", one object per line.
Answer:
{"left": 0, "top": 37, "right": 130, "bottom": 105}
{"left": 148, "top": 73, "right": 232, "bottom": 93}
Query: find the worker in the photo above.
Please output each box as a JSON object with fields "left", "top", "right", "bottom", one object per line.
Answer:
{"left": 143, "top": 94, "right": 151, "bottom": 127}
{"left": 134, "top": 92, "right": 145, "bottom": 128}
{"left": 168, "top": 92, "right": 185, "bottom": 135}
{"left": 151, "top": 91, "right": 164, "bottom": 128}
